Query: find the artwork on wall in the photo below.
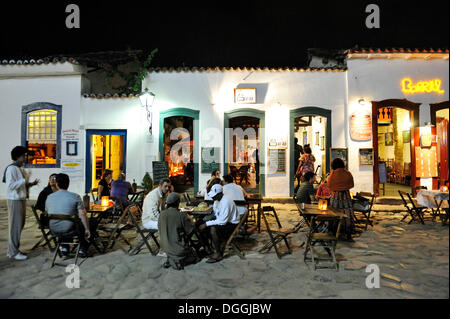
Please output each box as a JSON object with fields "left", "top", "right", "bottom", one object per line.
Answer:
{"left": 402, "top": 130, "right": 411, "bottom": 143}
{"left": 302, "top": 131, "right": 308, "bottom": 146}
{"left": 330, "top": 148, "right": 348, "bottom": 169}
{"left": 315, "top": 132, "right": 320, "bottom": 146}
{"left": 359, "top": 148, "right": 374, "bottom": 166}
{"left": 385, "top": 132, "right": 393, "bottom": 146}
{"left": 320, "top": 136, "right": 325, "bottom": 151}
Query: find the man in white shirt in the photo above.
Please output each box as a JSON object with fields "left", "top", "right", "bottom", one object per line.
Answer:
{"left": 222, "top": 174, "right": 248, "bottom": 217}
{"left": 2, "top": 146, "right": 39, "bottom": 260}
{"left": 198, "top": 184, "right": 239, "bottom": 263}
{"left": 142, "top": 178, "right": 172, "bottom": 230}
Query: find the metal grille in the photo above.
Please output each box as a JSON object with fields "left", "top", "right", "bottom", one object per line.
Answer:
{"left": 27, "top": 109, "right": 57, "bottom": 142}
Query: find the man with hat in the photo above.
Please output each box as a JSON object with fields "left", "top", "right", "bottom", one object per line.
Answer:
{"left": 158, "top": 192, "right": 198, "bottom": 270}
{"left": 198, "top": 184, "right": 240, "bottom": 263}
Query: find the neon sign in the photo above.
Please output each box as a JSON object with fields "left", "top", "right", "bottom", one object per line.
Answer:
{"left": 401, "top": 78, "right": 445, "bottom": 94}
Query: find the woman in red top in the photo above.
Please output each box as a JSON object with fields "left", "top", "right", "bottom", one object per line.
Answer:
{"left": 316, "top": 174, "right": 332, "bottom": 199}
{"left": 327, "top": 158, "right": 355, "bottom": 241}
{"left": 294, "top": 145, "right": 315, "bottom": 194}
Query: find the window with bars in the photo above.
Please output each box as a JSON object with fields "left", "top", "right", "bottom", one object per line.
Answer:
{"left": 21, "top": 103, "right": 62, "bottom": 167}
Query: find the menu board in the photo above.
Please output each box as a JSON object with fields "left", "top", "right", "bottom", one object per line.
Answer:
{"left": 378, "top": 162, "right": 387, "bottom": 184}
{"left": 201, "top": 147, "right": 220, "bottom": 173}
{"left": 152, "top": 161, "right": 169, "bottom": 185}
{"left": 268, "top": 149, "right": 286, "bottom": 173}
{"left": 415, "top": 146, "right": 438, "bottom": 177}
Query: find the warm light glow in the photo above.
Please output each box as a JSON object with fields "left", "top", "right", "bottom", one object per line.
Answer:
{"left": 318, "top": 198, "right": 328, "bottom": 211}
{"left": 350, "top": 192, "right": 354, "bottom": 199}
{"left": 101, "top": 196, "right": 109, "bottom": 207}
{"left": 441, "top": 186, "right": 449, "bottom": 192}
{"left": 403, "top": 116, "right": 411, "bottom": 130}
{"left": 169, "top": 161, "right": 185, "bottom": 177}
{"left": 401, "top": 78, "right": 445, "bottom": 94}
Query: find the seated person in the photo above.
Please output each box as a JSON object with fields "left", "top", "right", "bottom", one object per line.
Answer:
{"left": 35, "top": 173, "right": 57, "bottom": 212}
{"left": 316, "top": 174, "right": 332, "bottom": 199}
{"left": 295, "top": 172, "right": 316, "bottom": 204}
{"left": 199, "top": 177, "right": 222, "bottom": 201}
{"left": 142, "top": 178, "right": 172, "bottom": 257}
{"left": 111, "top": 172, "right": 133, "bottom": 207}
{"left": 97, "top": 169, "right": 113, "bottom": 201}
{"left": 45, "top": 173, "right": 91, "bottom": 256}
{"left": 198, "top": 184, "right": 240, "bottom": 263}
{"left": 142, "top": 178, "right": 172, "bottom": 230}
{"left": 159, "top": 193, "right": 198, "bottom": 270}
{"left": 222, "top": 174, "right": 248, "bottom": 217}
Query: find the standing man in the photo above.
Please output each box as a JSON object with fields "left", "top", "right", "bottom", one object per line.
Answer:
{"left": 2, "top": 146, "right": 39, "bottom": 260}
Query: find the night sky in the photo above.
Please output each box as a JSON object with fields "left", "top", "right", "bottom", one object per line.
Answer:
{"left": 0, "top": 0, "right": 448, "bottom": 67}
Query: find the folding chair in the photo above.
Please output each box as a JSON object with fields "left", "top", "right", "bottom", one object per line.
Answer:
{"left": 31, "top": 205, "right": 57, "bottom": 252}
{"left": 48, "top": 214, "right": 83, "bottom": 268}
{"left": 304, "top": 215, "right": 342, "bottom": 271}
{"left": 354, "top": 192, "right": 375, "bottom": 230}
{"left": 127, "top": 204, "right": 160, "bottom": 255}
{"left": 102, "top": 197, "right": 133, "bottom": 252}
{"left": 90, "top": 188, "right": 98, "bottom": 202}
{"left": 222, "top": 209, "right": 250, "bottom": 259}
{"left": 293, "top": 198, "right": 311, "bottom": 232}
{"left": 259, "top": 206, "right": 295, "bottom": 259}
{"left": 399, "top": 190, "right": 425, "bottom": 224}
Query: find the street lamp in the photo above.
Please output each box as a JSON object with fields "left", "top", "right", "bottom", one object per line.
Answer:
{"left": 140, "top": 89, "right": 156, "bottom": 135}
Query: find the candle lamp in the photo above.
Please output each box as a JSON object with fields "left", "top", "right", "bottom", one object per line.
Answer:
{"left": 101, "top": 196, "right": 109, "bottom": 207}
{"left": 318, "top": 197, "right": 328, "bottom": 211}
{"left": 441, "top": 186, "right": 449, "bottom": 192}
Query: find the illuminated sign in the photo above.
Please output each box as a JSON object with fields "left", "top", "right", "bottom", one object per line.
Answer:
{"left": 401, "top": 78, "right": 445, "bottom": 94}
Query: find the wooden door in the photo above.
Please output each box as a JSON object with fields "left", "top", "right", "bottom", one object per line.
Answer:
{"left": 437, "top": 118, "right": 449, "bottom": 182}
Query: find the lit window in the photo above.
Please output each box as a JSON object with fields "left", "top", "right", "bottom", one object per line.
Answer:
{"left": 25, "top": 109, "right": 58, "bottom": 165}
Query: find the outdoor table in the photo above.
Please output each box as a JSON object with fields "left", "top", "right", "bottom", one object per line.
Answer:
{"left": 180, "top": 205, "right": 214, "bottom": 254}
{"left": 299, "top": 204, "right": 348, "bottom": 235}
{"left": 417, "top": 190, "right": 449, "bottom": 223}
{"left": 84, "top": 203, "right": 113, "bottom": 253}
{"left": 128, "top": 189, "right": 145, "bottom": 203}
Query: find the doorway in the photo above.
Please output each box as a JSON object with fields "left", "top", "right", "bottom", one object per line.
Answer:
{"left": 289, "top": 107, "right": 332, "bottom": 197}
{"left": 224, "top": 109, "right": 265, "bottom": 195}
{"left": 372, "top": 99, "right": 420, "bottom": 197}
{"left": 431, "top": 101, "right": 449, "bottom": 188}
{"left": 85, "top": 130, "right": 127, "bottom": 193}
{"left": 159, "top": 108, "right": 199, "bottom": 195}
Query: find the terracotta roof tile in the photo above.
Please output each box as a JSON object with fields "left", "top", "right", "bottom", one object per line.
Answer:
{"left": 146, "top": 66, "right": 346, "bottom": 73}
{"left": 346, "top": 48, "right": 448, "bottom": 54}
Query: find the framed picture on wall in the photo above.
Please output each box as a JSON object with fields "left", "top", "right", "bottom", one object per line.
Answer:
{"left": 315, "top": 132, "right": 320, "bottom": 146}
{"left": 359, "top": 148, "right": 374, "bottom": 166}
{"left": 385, "top": 132, "right": 393, "bottom": 146}
{"left": 402, "top": 130, "right": 411, "bottom": 143}
{"left": 320, "top": 136, "right": 325, "bottom": 151}
{"left": 302, "top": 131, "right": 308, "bottom": 146}
{"left": 330, "top": 148, "right": 348, "bottom": 169}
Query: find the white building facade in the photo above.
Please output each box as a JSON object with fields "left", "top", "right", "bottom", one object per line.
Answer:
{"left": 0, "top": 49, "right": 448, "bottom": 199}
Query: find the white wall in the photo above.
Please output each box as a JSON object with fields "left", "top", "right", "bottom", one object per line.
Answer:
{"left": 347, "top": 57, "right": 449, "bottom": 193}
{"left": 143, "top": 71, "right": 347, "bottom": 196}
{"left": 0, "top": 64, "right": 84, "bottom": 199}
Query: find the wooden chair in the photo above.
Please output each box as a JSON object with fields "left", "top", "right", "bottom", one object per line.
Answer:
{"left": 304, "top": 214, "right": 342, "bottom": 271}
{"left": 48, "top": 214, "right": 82, "bottom": 268}
{"left": 222, "top": 209, "right": 251, "bottom": 259}
{"left": 399, "top": 190, "right": 426, "bottom": 224}
{"left": 259, "top": 206, "right": 295, "bottom": 259}
{"left": 102, "top": 197, "right": 133, "bottom": 252}
{"left": 402, "top": 163, "right": 411, "bottom": 185}
{"left": 127, "top": 204, "right": 160, "bottom": 256}
{"left": 31, "top": 205, "right": 57, "bottom": 252}
{"left": 354, "top": 192, "right": 376, "bottom": 230}
{"left": 90, "top": 188, "right": 98, "bottom": 202}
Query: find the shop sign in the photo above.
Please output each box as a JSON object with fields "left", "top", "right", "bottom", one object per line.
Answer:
{"left": 234, "top": 88, "right": 256, "bottom": 104}
{"left": 350, "top": 111, "right": 372, "bottom": 141}
{"left": 401, "top": 78, "right": 445, "bottom": 94}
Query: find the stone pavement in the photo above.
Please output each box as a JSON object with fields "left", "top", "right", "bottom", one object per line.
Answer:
{"left": 0, "top": 201, "right": 448, "bottom": 299}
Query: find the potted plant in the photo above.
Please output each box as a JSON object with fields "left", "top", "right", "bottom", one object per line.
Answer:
{"left": 142, "top": 172, "right": 154, "bottom": 195}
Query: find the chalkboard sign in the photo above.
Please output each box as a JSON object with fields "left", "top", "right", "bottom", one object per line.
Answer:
{"left": 152, "top": 161, "right": 169, "bottom": 185}
{"left": 378, "top": 162, "right": 387, "bottom": 184}
{"left": 268, "top": 149, "right": 286, "bottom": 173}
{"left": 201, "top": 147, "right": 220, "bottom": 173}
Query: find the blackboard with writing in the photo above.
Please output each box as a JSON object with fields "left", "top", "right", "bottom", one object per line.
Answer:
{"left": 378, "top": 162, "right": 387, "bottom": 184}
{"left": 201, "top": 147, "right": 220, "bottom": 173}
{"left": 152, "top": 161, "right": 169, "bottom": 185}
{"left": 268, "top": 148, "right": 286, "bottom": 173}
